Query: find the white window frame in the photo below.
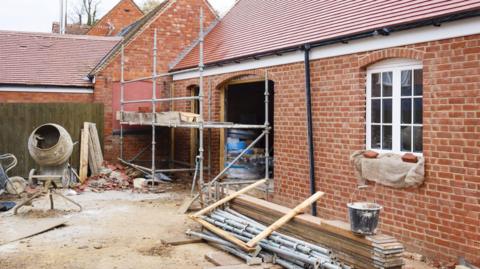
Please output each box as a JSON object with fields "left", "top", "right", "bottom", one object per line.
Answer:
{"left": 366, "top": 58, "right": 423, "bottom": 155}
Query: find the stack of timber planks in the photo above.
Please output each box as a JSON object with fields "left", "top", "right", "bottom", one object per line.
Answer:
{"left": 230, "top": 194, "right": 404, "bottom": 269}
{"left": 79, "top": 122, "right": 104, "bottom": 182}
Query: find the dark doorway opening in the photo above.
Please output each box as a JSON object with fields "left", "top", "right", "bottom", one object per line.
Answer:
{"left": 224, "top": 80, "right": 274, "bottom": 180}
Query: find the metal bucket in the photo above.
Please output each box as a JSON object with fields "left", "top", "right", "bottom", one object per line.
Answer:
{"left": 347, "top": 202, "right": 382, "bottom": 235}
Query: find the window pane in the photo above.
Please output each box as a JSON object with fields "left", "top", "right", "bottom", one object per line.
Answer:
{"left": 371, "top": 99, "right": 381, "bottom": 123}
{"left": 382, "top": 72, "right": 392, "bottom": 97}
{"left": 371, "top": 125, "right": 381, "bottom": 149}
{"left": 413, "top": 126, "right": 423, "bottom": 152}
{"left": 383, "top": 99, "right": 392, "bottom": 124}
{"left": 401, "top": 126, "right": 412, "bottom": 152}
{"left": 414, "top": 69, "right": 423, "bottom": 96}
{"left": 414, "top": 98, "right": 423, "bottom": 124}
{"left": 383, "top": 126, "right": 392, "bottom": 150}
{"left": 371, "top": 73, "right": 381, "bottom": 97}
{"left": 401, "top": 70, "right": 412, "bottom": 96}
{"left": 401, "top": 99, "right": 412, "bottom": 124}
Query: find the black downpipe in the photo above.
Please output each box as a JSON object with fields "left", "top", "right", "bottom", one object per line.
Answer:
{"left": 304, "top": 44, "right": 317, "bottom": 216}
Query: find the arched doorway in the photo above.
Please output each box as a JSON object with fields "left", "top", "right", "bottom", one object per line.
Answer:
{"left": 220, "top": 77, "right": 274, "bottom": 180}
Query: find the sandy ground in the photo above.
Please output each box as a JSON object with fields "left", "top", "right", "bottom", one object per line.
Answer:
{"left": 0, "top": 189, "right": 216, "bottom": 269}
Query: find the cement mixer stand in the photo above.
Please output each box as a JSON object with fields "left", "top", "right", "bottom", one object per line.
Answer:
{"left": 14, "top": 177, "right": 82, "bottom": 214}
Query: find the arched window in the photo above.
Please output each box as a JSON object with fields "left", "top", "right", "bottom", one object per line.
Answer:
{"left": 366, "top": 58, "right": 423, "bottom": 153}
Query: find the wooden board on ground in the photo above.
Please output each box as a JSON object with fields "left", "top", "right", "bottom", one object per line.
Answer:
{"left": 205, "top": 252, "right": 243, "bottom": 266}
{"left": 0, "top": 219, "right": 67, "bottom": 245}
{"left": 87, "top": 122, "right": 103, "bottom": 176}
{"left": 204, "top": 264, "right": 282, "bottom": 269}
{"left": 79, "top": 123, "right": 89, "bottom": 183}
{"left": 165, "top": 238, "right": 203, "bottom": 246}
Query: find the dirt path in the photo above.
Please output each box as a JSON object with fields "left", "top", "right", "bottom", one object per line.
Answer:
{"left": 0, "top": 190, "right": 215, "bottom": 269}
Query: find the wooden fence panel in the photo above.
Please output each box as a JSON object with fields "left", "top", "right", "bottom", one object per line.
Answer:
{"left": 0, "top": 103, "right": 104, "bottom": 178}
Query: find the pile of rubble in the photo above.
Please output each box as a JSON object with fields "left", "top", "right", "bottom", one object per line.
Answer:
{"left": 81, "top": 162, "right": 143, "bottom": 192}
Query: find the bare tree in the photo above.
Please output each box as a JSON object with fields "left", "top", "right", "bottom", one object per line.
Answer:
{"left": 69, "top": 0, "right": 101, "bottom": 25}
{"left": 141, "top": 0, "right": 164, "bottom": 13}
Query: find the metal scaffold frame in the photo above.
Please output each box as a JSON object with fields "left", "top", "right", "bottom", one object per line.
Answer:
{"left": 118, "top": 8, "right": 271, "bottom": 201}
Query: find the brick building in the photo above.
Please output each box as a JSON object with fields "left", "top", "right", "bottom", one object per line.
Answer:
{"left": 86, "top": 0, "right": 144, "bottom": 36}
{"left": 167, "top": 0, "right": 479, "bottom": 265}
{"left": 1, "top": 0, "right": 479, "bottom": 265}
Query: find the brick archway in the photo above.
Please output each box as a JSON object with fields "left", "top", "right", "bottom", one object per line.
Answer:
{"left": 213, "top": 69, "right": 277, "bottom": 89}
{"left": 358, "top": 48, "right": 425, "bottom": 68}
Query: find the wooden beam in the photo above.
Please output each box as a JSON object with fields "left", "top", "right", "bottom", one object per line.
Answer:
{"left": 246, "top": 191, "right": 324, "bottom": 248}
{"left": 190, "top": 216, "right": 256, "bottom": 252}
{"left": 192, "top": 179, "right": 267, "bottom": 218}
{"left": 79, "top": 123, "right": 89, "bottom": 183}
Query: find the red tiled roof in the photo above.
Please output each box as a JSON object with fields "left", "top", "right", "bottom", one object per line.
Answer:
{"left": 174, "top": 0, "right": 480, "bottom": 70}
{"left": 0, "top": 31, "right": 121, "bottom": 87}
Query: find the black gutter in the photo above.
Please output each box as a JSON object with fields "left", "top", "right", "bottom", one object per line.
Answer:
{"left": 171, "top": 9, "right": 480, "bottom": 71}
{"left": 303, "top": 44, "right": 317, "bottom": 216}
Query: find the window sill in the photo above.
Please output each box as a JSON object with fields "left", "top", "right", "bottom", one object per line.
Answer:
{"left": 367, "top": 149, "right": 423, "bottom": 157}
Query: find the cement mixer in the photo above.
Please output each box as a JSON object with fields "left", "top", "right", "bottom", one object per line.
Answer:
{"left": 14, "top": 123, "right": 82, "bottom": 214}
{"left": 27, "top": 123, "right": 75, "bottom": 186}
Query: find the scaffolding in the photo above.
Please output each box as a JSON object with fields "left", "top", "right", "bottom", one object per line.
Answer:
{"left": 118, "top": 9, "right": 271, "bottom": 202}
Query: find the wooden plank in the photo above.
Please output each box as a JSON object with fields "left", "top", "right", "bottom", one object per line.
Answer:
{"left": 246, "top": 191, "right": 324, "bottom": 248}
{"left": 87, "top": 122, "right": 103, "bottom": 175}
{"left": 0, "top": 220, "right": 67, "bottom": 245}
{"left": 192, "top": 179, "right": 267, "bottom": 218}
{"left": 204, "top": 264, "right": 282, "bottom": 269}
{"left": 204, "top": 252, "right": 243, "bottom": 266}
{"left": 191, "top": 217, "right": 256, "bottom": 252}
{"left": 79, "top": 123, "right": 89, "bottom": 183}
{"left": 165, "top": 238, "right": 203, "bottom": 246}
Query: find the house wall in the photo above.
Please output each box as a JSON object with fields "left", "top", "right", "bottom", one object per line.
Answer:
{"left": 87, "top": 0, "right": 143, "bottom": 36}
{"left": 172, "top": 34, "right": 480, "bottom": 265}
{"left": 93, "top": 0, "right": 217, "bottom": 161}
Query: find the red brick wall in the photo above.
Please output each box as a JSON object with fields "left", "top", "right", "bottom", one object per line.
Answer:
{"left": 0, "top": 92, "right": 93, "bottom": 103}
{"left": 172, "top": 34, "right": 480, "bottom": 265}
{"left": 87, "top": 0, "right": 143, "bottom": 36}
{"left": 93, "top": 0, "right": 217, "bottom": 162}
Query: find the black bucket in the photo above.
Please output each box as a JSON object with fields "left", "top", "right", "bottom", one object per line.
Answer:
{"left": 347, "top": 202, "right": 382, "bottom": 235}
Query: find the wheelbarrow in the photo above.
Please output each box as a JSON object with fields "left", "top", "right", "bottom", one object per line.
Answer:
{"left": 0, "top": 153, "right": 27, "bottom": 196}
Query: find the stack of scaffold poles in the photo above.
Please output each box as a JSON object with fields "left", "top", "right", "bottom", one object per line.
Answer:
{"left": 229, "top": 192, "right": 405, "bottom": 269}
{"left": 188, "top": 180, "right": 404, "bottom": 269}
{"left": 188, "top": 208, "right": 351, "bottom": 269}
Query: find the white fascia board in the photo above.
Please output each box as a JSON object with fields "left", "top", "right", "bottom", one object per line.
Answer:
{"left": 173, "top": 17, "right": 480, "bottom": 81}
{"left": 0, "top": 86, "right": 93, "bottom": 94}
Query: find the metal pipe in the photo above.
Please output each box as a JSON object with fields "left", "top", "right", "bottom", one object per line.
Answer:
{"left": 207, "top": 131, "right": 266, "bottom": 188}
{"left": 121, "top": 96, "right": 200, "bottom": 105}
{"left": 198, "top": 7, "right": 205, "bottom": 197}
{"left": 304, "top": 44, "right": 317, "bottom": 216}
{"left": 210, "top": 212, "right": 331, "bottom": 257}
{"left": 151, "top": 29, "right": 158, "bottom": 184}
{"left": 222, "top": 209, "right": 332, "bottom": 256}
{"left": 122, "top": 67, "right": 200, "bottom": 84}
{"left": 120, "top": 44, "right": 125, "bottom": 160}
{"left": 203, "top": 216, "right": 326, "bottom": 267}
{"left": 264, "top": 69, "right": 270, "bottom": 200}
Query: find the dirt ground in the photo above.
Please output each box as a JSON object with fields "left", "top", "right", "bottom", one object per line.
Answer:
{"left": 0, "top": 188, "right": 217, "bottom": 269}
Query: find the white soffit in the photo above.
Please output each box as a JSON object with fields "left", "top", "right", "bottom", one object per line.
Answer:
{"left": 174, "top": 17, "right": 480, "bottom": 81}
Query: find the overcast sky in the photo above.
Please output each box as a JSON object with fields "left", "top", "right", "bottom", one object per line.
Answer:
{"left": 0, "top": 0, "right": 235, "bottom": 33}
